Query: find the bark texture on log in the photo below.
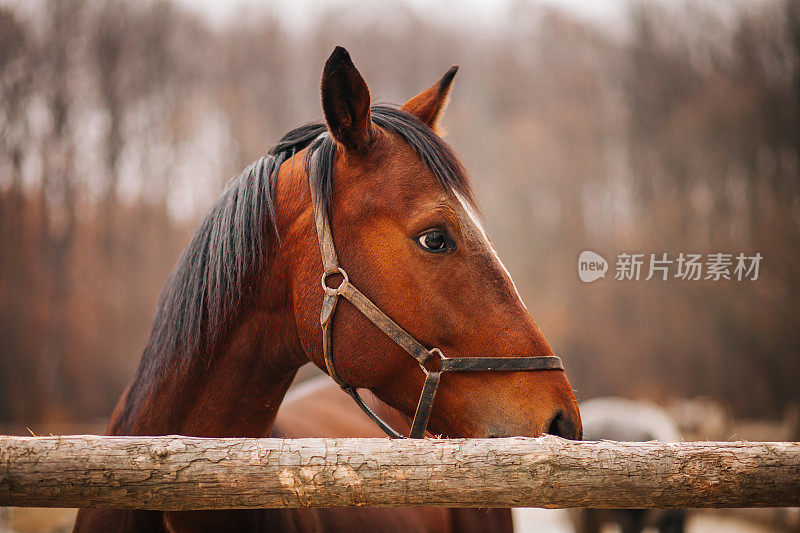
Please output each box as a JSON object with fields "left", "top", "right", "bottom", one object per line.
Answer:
{"left": 1, "top": 435, "right": 798, "bottom": 510}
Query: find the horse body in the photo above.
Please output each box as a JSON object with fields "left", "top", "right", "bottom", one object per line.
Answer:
{"left": 271, "top": 376, "right": 513, "bottom": 533}
{"left": 75, "top": 47, "right": 580, "bottom": 532}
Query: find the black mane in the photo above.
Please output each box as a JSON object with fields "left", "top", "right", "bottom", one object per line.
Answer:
{"left": 117, "top": 105, "right": 472, "bottom": 432}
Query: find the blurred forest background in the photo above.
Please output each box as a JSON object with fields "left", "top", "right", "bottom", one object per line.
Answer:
{"left": 1, "top": 0, "right": 798, "bottom": 427}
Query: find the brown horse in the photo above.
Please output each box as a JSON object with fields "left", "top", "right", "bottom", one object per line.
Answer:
{"left": 74, "top": 46, "right": 581, "bottom": 532}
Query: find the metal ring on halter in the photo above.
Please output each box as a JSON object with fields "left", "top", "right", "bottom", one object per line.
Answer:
{"left": 419, "top": 347, "right": 444, "bottom": 375}
{"left": 321, "top": 267, "right": 349, "bottom": 296}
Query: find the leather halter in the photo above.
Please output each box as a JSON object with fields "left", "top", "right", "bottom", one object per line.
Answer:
{"left": 307, "top": 143, "right": 564, "bottom": 438}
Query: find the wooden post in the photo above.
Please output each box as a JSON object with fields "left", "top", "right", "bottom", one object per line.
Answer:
{"left": 1, "top": 435, "right": 798, "bottom": 510}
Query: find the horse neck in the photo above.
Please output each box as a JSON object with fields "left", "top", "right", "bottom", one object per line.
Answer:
{"left": 114, "top": 299, "right": 306, "bottom": 437}
{"left": 113, "top": 224, "right": 313, "bottom": 438}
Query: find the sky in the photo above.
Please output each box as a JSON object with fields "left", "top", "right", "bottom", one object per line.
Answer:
{"left": 176, "top": 0, "right": 630, "bottom": 30}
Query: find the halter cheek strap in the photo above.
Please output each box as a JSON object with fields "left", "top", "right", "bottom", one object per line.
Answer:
{"left": 307, "top": 143, "right": 564, "bottom": 439}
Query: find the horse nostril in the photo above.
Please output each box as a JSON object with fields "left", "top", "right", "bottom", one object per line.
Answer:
{"left": 546, "top": 410, "right": 581, "bottom": 440}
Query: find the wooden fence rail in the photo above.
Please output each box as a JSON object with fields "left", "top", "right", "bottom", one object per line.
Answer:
{"left": 1, "top": 435, "right": 798, "bottom": 510}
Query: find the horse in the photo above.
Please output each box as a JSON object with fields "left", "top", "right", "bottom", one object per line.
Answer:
{"left": 74, "top": 46, "right": 581, "bottom": 532}
{"left": 569, "top": 397, "right": 685, "bottom": 533}
{"left": 272, "top": 375, "right": 514, "bottom": 533}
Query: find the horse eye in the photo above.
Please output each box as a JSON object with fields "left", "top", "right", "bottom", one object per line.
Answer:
{"left": 417, "top": 230, "right": 450, "bottom": 253}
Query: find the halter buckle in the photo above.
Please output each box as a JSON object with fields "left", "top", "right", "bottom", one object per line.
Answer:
{"left": 321, "top": 267, "right": 349, "bottom": 296}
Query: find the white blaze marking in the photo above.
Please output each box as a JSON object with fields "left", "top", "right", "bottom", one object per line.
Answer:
{"left": 454, "top": 192, "right": 529, "bottom": 311}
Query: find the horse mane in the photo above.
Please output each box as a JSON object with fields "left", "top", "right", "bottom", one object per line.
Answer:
{"left": 116, "top": 105, "right": 473, "bottom": 432}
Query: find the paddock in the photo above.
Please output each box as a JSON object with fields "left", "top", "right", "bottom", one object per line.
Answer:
{"left": 1, "top": 435, "right": 798, "bottom": 510}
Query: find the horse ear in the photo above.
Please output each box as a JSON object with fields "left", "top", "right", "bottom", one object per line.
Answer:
{"left": 402, "top": 66, "right": 458, "bottom": 133}
{"left": 321, "top": 46, "right": 373, "bottom": 152}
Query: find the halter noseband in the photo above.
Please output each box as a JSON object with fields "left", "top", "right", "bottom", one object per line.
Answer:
{"left": 307, "top": 144, "right": 564, "bottom": 438}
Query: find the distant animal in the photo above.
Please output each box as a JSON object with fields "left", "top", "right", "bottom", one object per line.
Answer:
{"left": 74, "top": 46, "right": 581, "bottom": 532}
{"left": 570, "top": 397, "right": 686, "bottom": 533}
